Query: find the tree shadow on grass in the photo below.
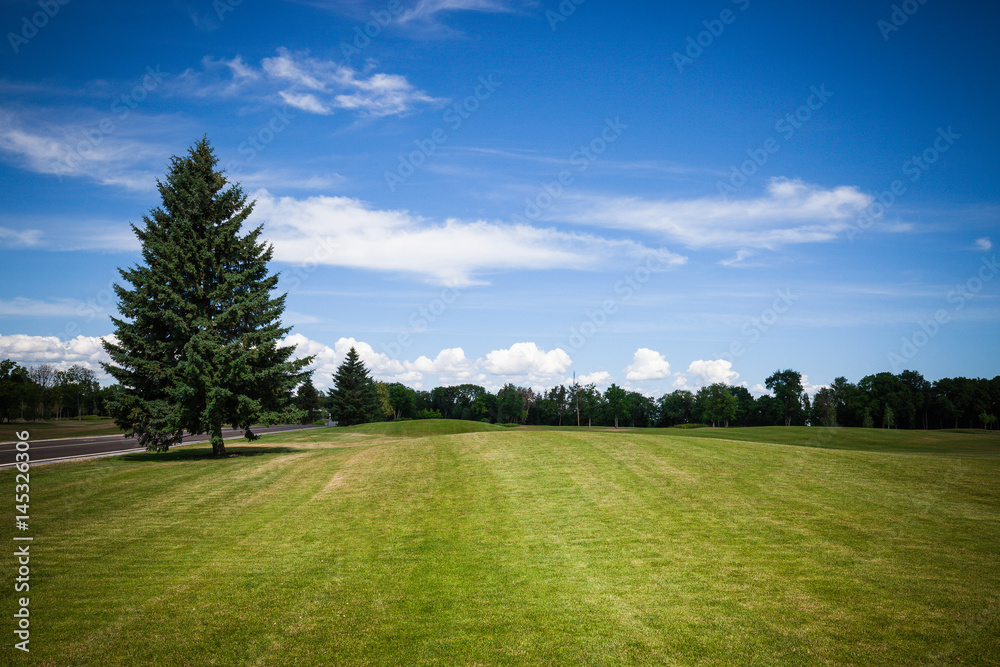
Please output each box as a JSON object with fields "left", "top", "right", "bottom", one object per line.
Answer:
{"left": 122, "top": 446, "right": 303, "bottom": 463}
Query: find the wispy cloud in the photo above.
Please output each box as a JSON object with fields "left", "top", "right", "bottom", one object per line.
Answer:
{"left": 561, "top": 178, "right": 877, "bottom": 250}
{"left": 250, "top": 189, "right": 685, "bottom": 285}
{"left": 175, "top": 48, "right": 444, "bottom": 118}
{"left": 0, "top": 297, "right": 106, "bottom": 318}
{"left": 975, "top": 237, "right": 992, "bottom": 251}
{"left": 0, "top": 226, "right": 43, "bottom": 248}
{"left": 398, "top": 0, "right": 525, "bottom": 22}
{"left": 0, "top": 107, "right": 169, "bottom": 190}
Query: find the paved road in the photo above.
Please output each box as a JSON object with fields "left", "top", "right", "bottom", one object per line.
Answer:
{"left": 0, "top": 424, "right": 322, "bottom": 468}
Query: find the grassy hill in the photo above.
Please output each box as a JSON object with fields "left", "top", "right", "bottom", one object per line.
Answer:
{"left": 660, "top": 424, "right": 1000, "bottom": 456}
{"left": 3, "top": 421, "right": 998, "bottom": 665}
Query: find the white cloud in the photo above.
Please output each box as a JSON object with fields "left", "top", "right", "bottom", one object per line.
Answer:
{"left": 405, "top": 348, "right": 481, "bottom": 384}
{"left": 0, "top": 108, "right": 165, "bottom": 190}
{"left": 800, "top": 374, "right": 828, "bottom": 398}
{"left": 568, "top": 371, "right": 612, "bottom": 388}
{"left": 279, "top": 91, "right": 329, "bottom": 114}
{"left": 251, "top": 189, "right": 683, "bottom": 286}
{"left": 181, "top": 48, "right": 444, "bottom": 118}
{"left": 480, "top": 342, "right": 572, "bottom": 383}
{"left": 398, "top": 0, "right": 524, "bottom": 23}
{"left": 281, "top": 334, "right": 412, "bottom": 389}
{"left": 625, "top": 347, "right": 671, "bottom": 381}
{"left": 0, "top": 334, "right": 114, "bottom": 379}
{"left": 0, "top": 227, "right": 43, "bottom": 248}
{"left": 0, "top": 297, "right": 108, "bottom": 318}
{"left": 975, "top": 237, "right": 992, "bottom": 251}
{"left": 673, "top": 359, "right": 740, "bottom": 390}
{"left": 719, "top": 249, "right": 755, "bottom": 267}
{"left": 563, "top": 178, "right": 876, "bottom": 250}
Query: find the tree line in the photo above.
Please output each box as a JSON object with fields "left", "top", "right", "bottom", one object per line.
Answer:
{"left": 307, "top": 355, "right": 1000, "bottom": 431}
{"left": 3, "top": 355, "right": 997, "bottom": 432}
{"left": 0, "top": 360, "right": 114, "bottom": 423}
{"left": 7, "top": 139, "right": 995, "bottom": 456}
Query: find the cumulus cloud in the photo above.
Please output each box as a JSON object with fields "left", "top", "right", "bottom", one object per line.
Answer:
{"left": 281, "top": 336, "right": 571, "bottom": 390}
{"left": 0, "top": 334, "right": 114, "bottom": 379}
{"left": 568, "top": 371, "right": 612, "bottom": 388}
{"left": 480, "top": 342, "right": 571, "bottom": 377}
{"left": 673, "top": 359, "right": 740, "bottom": 390}
{"left": 975, "top": 237, "right": 992, "bottom": 251}
{"left": 251, "top": 189, "right": 683, "bottom": 286}
{"left": 406, "top": 348, "right": 481, "bottom": 385}
{"left": 562, "top": 178, "right": 876, "bottom": 250}
{"left": 624, "top": 347, "right": 672, "bottom": 381}
{"left": 280, "top": 334, "right": 414, "bottom": 389}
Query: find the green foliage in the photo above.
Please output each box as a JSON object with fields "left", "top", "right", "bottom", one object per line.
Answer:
{"left": 415, "top": 408, "right": 444, "bottom": 420}
{"left": 765, "top": 369, "right": 805, "bottom": 426}
{"left": 0, "top": 359, "right": 32, "bottom": 423}
{"left": 811, "top": 386, "right": 838, "bottom": 427}
{"left": 386, "top": 382, "right": 417, "bottom": 420}
{"left": 978, "top": 411, "right": 996, "bottom": 430}
{"left": 497, "top": 383, "right": 527, "bottom": 424}
{"left": 658, "top": 390, "right": 694, "bottom": 427}
{"left": 603, "top": 383, "right": 629, "bottom": 428}
{"left": 102, "top": 138, "right": 311, "bottom": 454}
{"left": 294, "top": 377, "right": 323, "bottom": 424}
{"left": 697, "top": 383, "right": 738, "bottom": 428}
{"left": 375, "top": 382, "right": 394, "bottom": 421}
{"left": 328, "top": 347, "right": 380, "bottom": 427}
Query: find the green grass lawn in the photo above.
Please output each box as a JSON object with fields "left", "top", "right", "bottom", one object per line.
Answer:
{"left": 0, "top": 418, "right": 123, "bottom": 443}
{"left": 3, "top": 421, "right": 998, "bottom": 665}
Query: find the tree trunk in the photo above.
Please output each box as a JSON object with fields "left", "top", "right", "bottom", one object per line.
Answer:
{"left": 211, "top": 424, "right": 226, "bottom": 456}
{"left": 614, "top": 414, "right": 618, "bottom": 428}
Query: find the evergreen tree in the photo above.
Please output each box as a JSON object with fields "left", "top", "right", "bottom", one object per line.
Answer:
{"left": 103, "top": 137, "right": 311, "bottom": 455}
{"left": 329, "top": 347, "right": 380, "bottom": 426}
{"left": 295, "top": 377, "right": 323, "bottom": 424}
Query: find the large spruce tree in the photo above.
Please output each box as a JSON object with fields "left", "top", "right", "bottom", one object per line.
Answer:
{"left": 103, "top": 137, "right": 311, "bottom": 455}
{"left": 328, "top": 347, "right": 380, "bottom": 427}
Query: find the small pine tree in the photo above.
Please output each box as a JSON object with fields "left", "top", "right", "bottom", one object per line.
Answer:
{"left": 295, "top": 377, "right": 323, "bottom": 424}
{"left": 103, "top": 137, "right": 311, "bottom": 455}
{"left": 329, "top": 347, "right": 380, "bottom": 427}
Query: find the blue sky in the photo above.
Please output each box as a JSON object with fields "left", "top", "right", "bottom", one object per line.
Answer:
{"left": 1, "top": 0, "right": 997, "bottom": 394}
